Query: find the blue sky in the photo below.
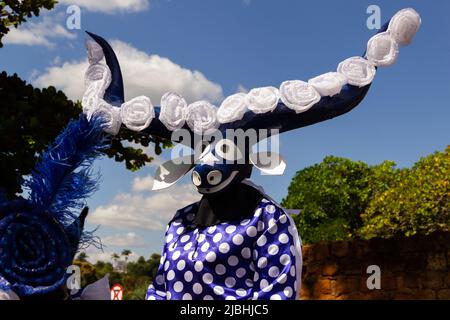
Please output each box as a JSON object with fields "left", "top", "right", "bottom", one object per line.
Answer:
{"left": 2, "top": 0, "right": 449, "bottom": 262}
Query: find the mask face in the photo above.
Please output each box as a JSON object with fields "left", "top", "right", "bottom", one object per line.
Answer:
{"left": 192, "top": 138, "right": 249, "bottom": 194}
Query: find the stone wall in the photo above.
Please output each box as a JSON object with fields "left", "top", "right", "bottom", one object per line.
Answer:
{"left": 299, "top": 232, "right": 450, "bottom": 300}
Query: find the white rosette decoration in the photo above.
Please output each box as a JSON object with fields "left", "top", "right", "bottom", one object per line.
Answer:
{"left": 246, "top": 86, "right": 280, "bottom": 114}
{"left": 85, "top": 39, "right": 104, "bottom": 64}
{"left": 120, "top": 96, "right": 154, "bottom": 131}
{"left": 186, "top": 101, "right": 219, "bottom": 135}
{"left": 366, "top": 32, "right": 399, "bottom": 67}
{"left": 308, "top": 72, "right": 348, "bottom": 97}
{"left": 388, "top": 8, "right": 421, "bottom": 46}
{"left": 217, "top": 93, "right": 248, "bottom": 123}
{"left": 279, "top": 80, "right": 320, "bottom": 113}
{"left": 337, "top": 57, "right": 376, "bottom": 87}
{"left": 159, "top": 92, "right": 187, "bottom": 131}
{"left": 91, "top": 101, "right": 122, "bottom": 135}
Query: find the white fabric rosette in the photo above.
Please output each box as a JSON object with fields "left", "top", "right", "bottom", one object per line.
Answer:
{"left": 85, "top": 39, "right": 104, "bottom": 64}
{"left": 337, "top": 57, "right": 376, "bottom": 87}
{"left": 186, "top": 101, "right": 219, "bottom": 135}
{"left": 246, "top": 86, "right": 280, "bottom": 114}
{"left": 308, "top": 72, "right": 348, "bottom": 97}
{"left": 91, "top": 101, "right": 122, "bottom": 135}
{"left": 82, "top": 63, "right": 111, "bottom": 116}
{"left": 279, "top": 80, "right": 321, "bottom": 113}
{"left": 366, "top": 32, "right": 399, "bottom": 67}
{"left": 120, "top": 96, "right": 154, "bottom": 132}
{"left": 159, "top": 92, "right": 188, "bottom": 131}
{"left": 388, "top": 8, "right": 421, "bottom": 46}
{"left": 217, "top": 93, "right": 248, "bottom": 123}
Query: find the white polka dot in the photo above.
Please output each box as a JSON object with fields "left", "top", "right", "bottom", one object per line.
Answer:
{"left": 201, "top": 242, "right": 210, "bottom": 252}
{"left": 173, "top": 218, "right": 182, "bottom": 226}
{"left": 240, "top": 219, "right": 250, "bottom": 226}
{"left": 232, "top": 234, "right": 244, "bottom": 245}
{"left": 257, "top": 235, "right": 267, "bottom": 246}
{"left": 226, "top": 225, "right": 236, "bottom": 234}
{"left": 176, "top": 227, "right": 184, "bottom": 235}
{"left": 257, "top": 221, "right": 265, "bottom": 232}
{"left": 236, "top": 288, "right": 247, "bottom": 297}
{"left": 166, "top": 270, "right": 175, "bottom": 281}
{"left": 203, "top": 295, "right": 213, "bottom": 300}
{"left": 206, "top": 252, "right": 217, "bottom": 263}
{"left": 164, "top": 261, "right": 170, "bottom": 271}
{"left": 269, "top": 266, "right": 280, "bottom": 278}
{"left": 249, "top": 262, "right": 256, "bottom": 272}
{"left": 246, "top": 226, "right": 257, "bottom": 237}
{"left": 213, "top": 233, "right": 222, "bottom": 243}
{"left": 268, "top": 244, "right": 279, "bottom": 255}
{"left": 279, "top": 214, "right": 288, "bottom": 224}
{"left": 260, "top": 279, "right": 269, "bottom": 290}
{"left": 266, "top": 205, "right": 276, "bottom": 214}
{"left": 226, "top": 296, "right": 236, "bottom": 300}
{"left": 268, "top": 220, "right": 278, "bottom": 234}
{"left": 253, "top": 249, "right": 258, "bottom": 259}
{"left": 147, "top": 295, "right": 156, "bottom": 300}
{"left": 194, "top": 261, "right": 203, "bottom": 272}
{"left": 184, "top": 271, "right": 193, "bottom": 282}
{"left": 166, "top": 291, "right": 172, "bottom": 300}
{"left": 166, "top": 233, "right": 174, "bottom": 243}
{"left": 236, "top": 268, "right": 246, "bottom": 278}
{"left": 253, "top": 292, "right": 259, "bottom": 299}
{"left": 168, "top": 242, "right": 176, "bottom": 251}
{"left": 257, "top": 257, "right": 268, "bottom": 268}
{"left": 254, "top": 208, "right": 262, "bottom": 217}
{"left": 193, "top": 283, "right": 203, "bottom": 294}
{"left": 215, "top": 264, "right": 227, "bottom": 275}
{"left": 214, "top": 285, "right": 224, "bottom": 295}
{"left": 207, "top": 226, "right": 216, "bottom": 234}
{"left": 184, "top": 242, "right": 193, "bottom": 250}
{"left": 270, "top": 294, "right": 282, "bottom": 300}
{"left": 277, "top": 273, "right": 287, "bottom": 284}
{"left": 198, "top": 234, "right": 206, "bottom": 243}
{"left": 262, "top": 284, "right": 273, "bottom": 293}
{"left": 228, "top": 255, "right": 239, "bottom": 266}
{"left": 253, "top": 272, "right": 259, "bottom": 282}
{"left": 225, "top": 277, "right": 236, "bottom": 288}
{"left": 182, "top": 293, "right": 192, "bottom": 300}
{"left": 155, "top": 275, "right": 164, "bottom": 285}
{"left": 219, "top": 243, "right": 230, "bottom": 254}
{"left": 288, "top": 225, "right": 296, "bottom": 236}
{"left": 203, "top": 273, "right": 213, "bottom": 284}
{"left": 290, "top": 266, "right": 295, "bottom": 276}
{"left": 173, "top": 281, "right": 183, "bottom": 292}
{"left": 279, "top": 233, "right": 289, "bottom": 244}
{"left": 284, "top": 286, "right": 293, "bottom": 298}
{"left": 261, "top": 198, "right": 269, "bottom": 203}
{"left": 290, "top": 245, "right": 295, "bottom": 255}
{"left": 280, "top": 254, "right": 290, "bottom": 266}
{"left": 180, "top": 235, "right": 190, "bottom": 243}
{"left": 172, "top": 251, "right": 181, "bottom": 260}
{"left": 245, "top": 279, "right": 253, "bottom": 287}
{"left": 156, "top": 290, "right": 166, "bottom": 297}
{"left": 241, "top": 247, "right": 251, "bottom": 259}
{"left": 177, "top": 260, "right": 186, "bottom": 271}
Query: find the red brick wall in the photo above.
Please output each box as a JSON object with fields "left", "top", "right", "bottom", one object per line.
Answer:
{"left": 300, "top": 232, "right": 450, "bottom": 300}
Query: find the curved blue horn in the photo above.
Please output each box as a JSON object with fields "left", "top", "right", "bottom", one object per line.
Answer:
{"left": 85, "top": 31, "right": 125, "bottom": 107}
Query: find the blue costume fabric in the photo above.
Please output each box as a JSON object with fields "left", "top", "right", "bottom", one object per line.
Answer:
{"left": 146, "top": 186, "right": 302, "bottom": 300}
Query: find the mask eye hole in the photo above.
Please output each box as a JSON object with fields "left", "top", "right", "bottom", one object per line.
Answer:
{"left": 192, "top": 171, "right": 202, "bottom": 186}
{"left": 215, "top": 139, "right": 242, "bottom": 162}
{"left": 207, "top": 170, "right": 222, "bottom": 186}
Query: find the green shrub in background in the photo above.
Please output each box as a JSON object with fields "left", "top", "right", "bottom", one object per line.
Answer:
{"left": 282, "top": 146, "right": 450, "bottom": 244}
{"left": 359, "top": 146, "right": 450, "bottom": 239}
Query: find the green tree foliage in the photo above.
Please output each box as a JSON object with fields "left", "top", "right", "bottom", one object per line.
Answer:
{"left": 0, "top": 72, "right": 170, "bottom": 199}
{"left": 282, "top": 147, "right": 450, "bottom": 244}
{"left": 360, "top": 146, "right": 450, "bottom": 239}
{"left": 0, "top": 0, "right": 56, "bottom": 47}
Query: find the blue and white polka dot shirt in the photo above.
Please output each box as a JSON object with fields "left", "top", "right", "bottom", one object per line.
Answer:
{"left": 146, "top": 197, "right": 302, "bottom": 300}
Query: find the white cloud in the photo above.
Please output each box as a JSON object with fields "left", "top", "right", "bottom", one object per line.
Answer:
{"left": 83, "top": 248, "right": 140, "bottom": 264}
{"left": 132, "top": 175, "right": 155, "bottom": 192}
{"left": 102, "top": 232, "right": 149, "bottom": 248}
{"left": 3, "top": 14, "right": 76, "bottom": 47}
{"left": 33, "top": 40, "right": 223, "bottom": 104}
{"left": 59, "top": 0, "right": 150, "bottom": 13}
{"left": 88, "top": 183, "right": 200, "bottom": 231}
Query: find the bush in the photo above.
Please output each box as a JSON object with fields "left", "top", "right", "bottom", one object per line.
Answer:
{"left": 282, "top": 146, "right": 450, "bottom": 244}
